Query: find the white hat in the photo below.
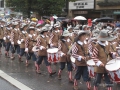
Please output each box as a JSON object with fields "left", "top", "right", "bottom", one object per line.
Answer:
{"left": 45, "top": 24, "right": 52, "bottom": 30}
{"left": 82, "top": 25, "right": 87, "bottom": 30}
{"left": 12, "top": 22, "right": 19, "bottom": 25}
{"left": 67, "top": 27, "right": 73, "bottom": 31}
{"left": 78, "top": 31, "right": 88, "bottom": 36}
{"left": 1, "top": 19, "right": 6, "bottom": 22}
{"left": 6, "top": 22, "right": 12, "bottom": 26}
{"left": 45, "top": 24, "right": 51, "bottom": 27}
{"left": 30, "top": 22, "right": 36, "bottom": 26}
{"left": 97, "top": 30, "right": 116, "bottom": 41}
{"left": 54, "top": 24, "right": 59, "bottom": 28}
{"left": 36, "top": 24, "right": 42, "bottom": 27}
{"left": 21, "top": 23, "right": 27, "bottom": 28}
{"left": 62, "top": 30, "right": 70, "bottom": 37}
{"left": 40, "top": 27, "right": 48, "bottom": 33}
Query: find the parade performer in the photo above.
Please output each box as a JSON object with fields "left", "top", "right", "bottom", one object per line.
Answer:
{"left": 25, "top": 27, "right": 37, "bottom": 67}
{"left": 4, "top": 22, "right": 12, "bottom": 57}
{"left": 72, "top": 31, "right": 91, "bottom": 90}
{"left": 92, "top": 30, "right": 116, "bottom": 90}
{"left": 18, "top": 23, "right": 28, "bottom": 62}
{"left": 58, "top": 30, "right": 73, "bottom": 82}
{"left": 0, "top": 19, "right": 6, "bottom": 55}
{"left": 10, "top": 22, "right": 21, "bottom": 60}
{"left": 67, "top": 27, "right": 74, "bottom": 43}
{"left": 35, "top": 27, "right": 56, "bottom": 76}
{"left": 35, "top": 24, "right": 42, "bottom": 35}
{"left": 49, "top": 24, "right": 61, "bottom": 48}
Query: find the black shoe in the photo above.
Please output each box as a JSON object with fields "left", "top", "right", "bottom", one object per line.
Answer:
{"left": 49, "top": 71, "right": 56, "bottom": 76}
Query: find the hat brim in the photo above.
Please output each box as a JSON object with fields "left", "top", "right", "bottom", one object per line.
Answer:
{"left": 78, "top": 31, "right": 88, "bottom": 36}
{"left": 62, "top": 33, "right": 70, "bottom": 37}
{"left": 97, "top": 36, "right": 116, "bottom": 41}
{"left": 40, "top": 30, "right": 48, "bottom": 33}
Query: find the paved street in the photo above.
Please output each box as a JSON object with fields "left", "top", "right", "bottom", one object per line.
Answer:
{"left": 0, "top": 51, "right": 120, "bottom": 90}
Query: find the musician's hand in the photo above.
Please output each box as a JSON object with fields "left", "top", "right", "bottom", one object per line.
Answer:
{"left": 100, "top": 63, "right": 104, "bottom": 67}
{"left": 42, "top": 47, "right": 46, "bottom": 50}
{"left": 63, "top": 53, "right": 66, "bottom": 56}
{"left": 82, "top": 56, "right": 86, "bottom": 60}
{"left": 52, "top": 43, "right": 57, "bottom": 47}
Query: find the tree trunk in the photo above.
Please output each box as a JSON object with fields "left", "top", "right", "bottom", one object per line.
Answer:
{"left": 27, "top": 0, "right": 31, "bottom": 18}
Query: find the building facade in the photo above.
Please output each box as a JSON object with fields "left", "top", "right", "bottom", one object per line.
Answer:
{"left": 68, "top": 0, "right": 120, "bottom": 20}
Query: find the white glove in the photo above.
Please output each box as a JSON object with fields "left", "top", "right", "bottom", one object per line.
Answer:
{"left": 21, "top": 39, "right": 24, "bottom": 42}
{"left": 60, "top": 52, "right": 65, "bottom": 57}
{"left": 40, "top": 46, "right": 45, "bottom": 50}
{"left": 50, "top": 44, "right": 54, "bottom": 47}
{"left": 17, "top": 40, "right": 21, "bottom": 44}
{"left": 77, "top": 56, "right": 82, "bottom": 61}
{"left": 3, "top": 37, "right": 6, "bottom": 40}
{"left": 7, "top": 36, "right": 10, "bottom": 39}
{"left": 11, "top": 42, "right": 14, "bottom": 45}
{"left": 96, "top": 61, "right": 102, "bottom": 67}
{"left": 25, "top": 48, "right": 28, "bottom": 52}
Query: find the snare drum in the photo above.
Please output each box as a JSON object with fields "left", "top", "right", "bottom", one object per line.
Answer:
{"left": 87, "top": 59, "right": 96, "bottom": 78}
{"left": 70, "top": 56, "right": 76, "bottom": 69}
{"left": 47, "top": 48, "right": 59, "bottom": 63}
{"left": 105, "top": 59, "right": 120, "bottom": 83}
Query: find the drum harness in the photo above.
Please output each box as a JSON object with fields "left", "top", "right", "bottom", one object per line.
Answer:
{"left": 98, "top": 44, "right": 117, "bottom": 65}
{"left": 76, "top": 42, "right": 89, "bottom": 63}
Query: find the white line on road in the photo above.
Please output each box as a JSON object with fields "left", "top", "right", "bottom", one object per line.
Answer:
{"left": 0, "top": 70, "right": 33, "bottom": 90}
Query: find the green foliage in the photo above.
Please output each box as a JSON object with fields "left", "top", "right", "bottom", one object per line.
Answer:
{"left": 6, "top": 0, "right": 76, "bottom": 17}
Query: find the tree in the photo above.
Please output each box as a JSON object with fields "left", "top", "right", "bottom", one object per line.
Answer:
{"left": 6, "top": 0, "right": 76, "bottom": 17}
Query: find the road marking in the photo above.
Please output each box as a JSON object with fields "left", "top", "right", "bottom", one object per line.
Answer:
{"left": 0, "top": 70, "right": 33, "bottom": 90}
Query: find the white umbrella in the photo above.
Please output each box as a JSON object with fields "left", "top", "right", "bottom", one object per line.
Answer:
{"left": 74, "top": 16, "right": 86, "bottom": 20}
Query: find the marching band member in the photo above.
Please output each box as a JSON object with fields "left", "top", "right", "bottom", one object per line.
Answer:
{"left": 49, "top": 24, "right": 61, "bottom": 48}
{"left": 92, "top": 30, "right": 116, "bottom": 90}
{"left": 35, "top": 27, "right": 56, "bottom": 76}
{"left": 18, "top": 23, "right": 28, "bottom": 62}
{"left": 4, "top": 22, "right": 12, "bottom": 57}
{"left": 88, "top": 30, "right": 100, "bottom": 57}
{"left": 10, "top": 22, "right": 21, "bottom": 60}
{"left": 0, "top": 19, "right": 6, "bottom": 55}
{"left": 25, "top": 27, "right": 37, "bottom": 67}
{"left": 67, "top": 27, "right": 74, "bottom": 43}
{"left": 58, "top": 30, "right": 73, "bottom": 83}
{"left": 72, "top": 31, "right": 91, "bottom": 90}
{"left": 35, "top": 24, "right": 42, "bottom": 35}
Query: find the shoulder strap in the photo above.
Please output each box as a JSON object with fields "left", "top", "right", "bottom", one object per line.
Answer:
{"left": 61, "top": 40, "right": 69, "bottom": 50}
{"left": 98, "top": 43, "right": 108, "bottom": 57}
{"left": 76, "top": 42, "right": 86, "bottom": 56}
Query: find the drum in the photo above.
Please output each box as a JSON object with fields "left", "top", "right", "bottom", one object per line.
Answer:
{"left": 87, "top": 59, "right": 96, "bottom": 78}
{"left": 105, "top": 59, "right": 120, "bottom": 83}
{"left": 47, "top": 48, "right": 59, "bottom": 63}
{"left": 70, "top": 56, "right": 76, "bottom": 70}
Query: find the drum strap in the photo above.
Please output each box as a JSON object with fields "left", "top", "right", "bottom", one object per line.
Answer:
{"left": 98, "top": 44, "right": 109, "bottom": 57}
{"left": 76, "top": 42, "right": 86, "bottom": 56}
{"left": 110, "top": 45, "right": 115, "bottom": 52}
{"left": 61, "top": 40, "right": 69, "bottom": 50}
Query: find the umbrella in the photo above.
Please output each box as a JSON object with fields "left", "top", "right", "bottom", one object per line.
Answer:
{"left": 74, "top": 16, "right": 86, "bottom": 20}
{"left": 96, "top": 17, "right": 113, "bottom": 22}
{"left": 42, "top": 16, "right": 50, "bottom": 19}
{"left": 92, "top": 18, "right": 98, "bottom": 22}
{"left": 38, "top": 20, "right": 44, "bottom": 24}
{"left": 62, "top": 19, "right": 70, "bottom": 22}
